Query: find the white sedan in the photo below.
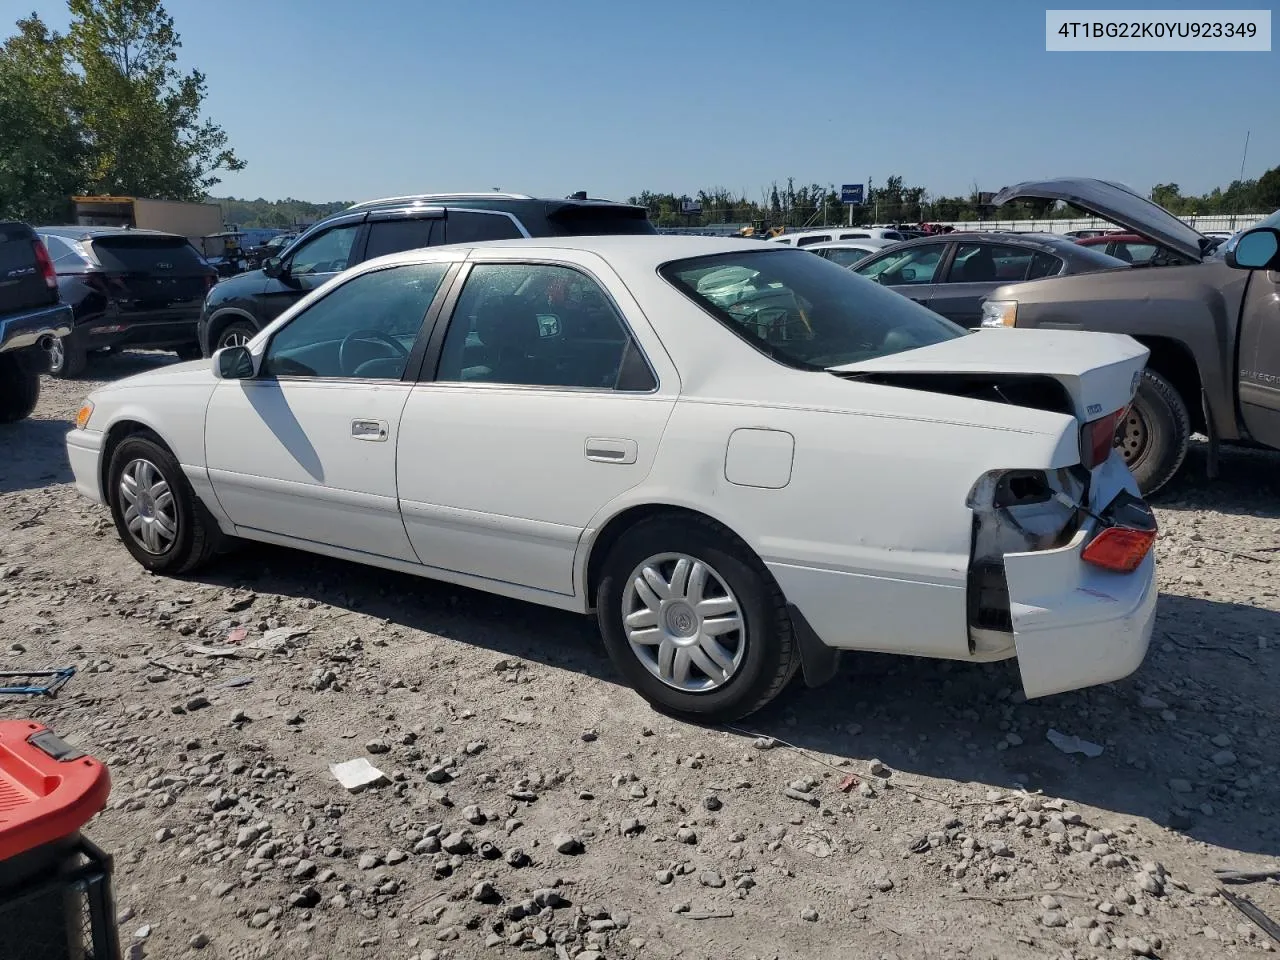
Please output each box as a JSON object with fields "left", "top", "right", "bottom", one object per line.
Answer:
{"left": 66, "top": 236, "right": 1158, "bottom": 720}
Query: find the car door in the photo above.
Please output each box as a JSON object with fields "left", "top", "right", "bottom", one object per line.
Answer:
{"left": 1237, "top": 265, "right": 1280, "bottom": 449}
{"left": 256, "top": 215, "right": 365, "bottom": 323}
{"left": 928, "top": 242, "right": 1045, "bottom": 328}
{"left": 204, "top": 259, "right": 453, "bottom": 560}
{"left": 396, "top": 256, "right": 677, "bottom": 597}
{"left": 850, "top": 242, "right": 948, "bottom": 307}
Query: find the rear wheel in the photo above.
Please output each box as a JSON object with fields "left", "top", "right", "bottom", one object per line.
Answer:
{"left": 1118, "top": 368, "right": 1190, "bottom": 496}
{"left": 0, "top": 354, "right": 40, "bottom": 423}
{"left": 214, "top": 320, "right": 257, "bottom": 352}
{"left": 596, "top": 515, "right": 798, "bottom": 722}
{"left": 47, "top": 335, "right": 87, "bottom": 378}
{"left": 106, "top": 435, "right": 221, "bottom": 574}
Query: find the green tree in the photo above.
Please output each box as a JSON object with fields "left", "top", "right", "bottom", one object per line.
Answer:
{"left": 66, "top": 0, "right": 244, "bottom": 198}
{"left": 0, "top": 15, "right": 87, "bottom": 221}
{"left": 1255, "top": 166, "right": 1280, "bottom": 211}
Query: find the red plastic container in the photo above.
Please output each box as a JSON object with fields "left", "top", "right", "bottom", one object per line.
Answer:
{"left": 0, "top": 721, "right": 116, "bottom": 960}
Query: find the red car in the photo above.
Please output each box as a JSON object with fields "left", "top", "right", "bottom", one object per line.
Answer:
{"left": 1074, "top": 232, "right": 1192, "bottom": 265}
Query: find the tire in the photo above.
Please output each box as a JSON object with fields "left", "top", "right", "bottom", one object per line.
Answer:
{"left": 174, "top": 344, "right": 203, "bottom": 362}
{"left": 0, "top": 354, "right": 40, "bottom": 423}
{"left": 1118, "top": 368, "right": 1191, "bottom": 497}
{"left": 47, "top": 334, "right": 87, "bottom": 378}
{"left": 213, "top": 320, "right": 258, "bottom": 353}
{"left": 596, "top": 514, "right": 799, "bottom": 722}
{"left": 106, "top": 434, "right": 222, "bottom": 574}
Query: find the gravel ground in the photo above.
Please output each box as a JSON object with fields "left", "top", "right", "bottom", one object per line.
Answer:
{"left": 2, "top": 350, "right": 1279, "bottom": 960}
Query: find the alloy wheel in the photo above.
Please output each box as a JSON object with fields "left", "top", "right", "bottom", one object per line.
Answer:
{"left": 118, "top": 458, "right": 178, "bottom": 554}
{"left": 621, "top": 552, "right": 746, "bottom": 692}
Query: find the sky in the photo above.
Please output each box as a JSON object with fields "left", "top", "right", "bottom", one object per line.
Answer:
{"left": 19, "top": 0, "right": 1279, "bottom": 203}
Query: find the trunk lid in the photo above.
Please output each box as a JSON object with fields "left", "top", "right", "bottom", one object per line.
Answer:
{"left": 89, "top": 234, "right": 214, "bottom": 319}
{"left": 990, "top": 177, "right": 1208, "bottom": 263}
{"left": 830, "top": 328, "right": 1149, "bottom": 428}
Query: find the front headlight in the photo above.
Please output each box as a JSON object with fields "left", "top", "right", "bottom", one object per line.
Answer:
{"left": 75, "top": 400, "right": 94, "bottom": 429}
{"left": 980, "top": 299, "right": 1018, "bottom": 328}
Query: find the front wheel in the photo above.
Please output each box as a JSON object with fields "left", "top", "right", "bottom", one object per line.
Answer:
{"left": 596, "top": 515, "right": 799, "bottom": 722}
{"left": 106, "top": 435, "right": 222, "bottom": 574}
{"left": 1117, "top": 368, "right": 1191, "bottom": 497}
{"left": 214, "top": 320, "right": 257, "bottom": 353}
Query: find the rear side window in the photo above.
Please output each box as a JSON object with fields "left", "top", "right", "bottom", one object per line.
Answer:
{"left": 364, "top": 218, "right": 436, "bottom": 261}
{"left": 443, "top": 212, "right": 523, "bottom": 245}
{"left": 946, "top": 243, "right": 1035, "bottom": 283}
{"left": 1027, "top": 251, "right": 1063, "bottom": 279}
{"left": 40, "top": 236, "right": 85, "bottom": 266}
{"left": 794, "top": 235, "right": 831, "bottom": 247}
{"left": 91, "top": 236, "right": 207, "bottom": 273}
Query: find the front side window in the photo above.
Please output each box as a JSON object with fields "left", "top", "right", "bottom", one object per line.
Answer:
{"left": 435, "top": 262, "right": 655, "bottom": 391}
{"left": 443, "top": 211, "right": 523, "bottom": 245}
{"left": 853, "top": 244, "right": 945, "bottom": 285}
{"left": 661, "top": 248, "right": 963, "bottom": 370}
{"left": 286, "top": 223, "right": 360, "bottom": 276}
{"left": 263, "top": 262, "right": 447, "bottom": 379}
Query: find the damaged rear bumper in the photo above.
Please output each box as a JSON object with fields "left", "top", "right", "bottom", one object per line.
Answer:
{"left": 1004, "top": 524, "right": 1157, "bottom": 699}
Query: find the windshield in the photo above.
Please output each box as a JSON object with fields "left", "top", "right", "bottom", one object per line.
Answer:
{"left": 660, "top": 248, "right": 965, "bottom": 370}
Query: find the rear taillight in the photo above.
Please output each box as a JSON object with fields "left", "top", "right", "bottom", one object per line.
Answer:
{"left": 1080, "top": 408, "right": 1126, "bottom": 470}
{"left": 1082, "top": 489, "right": 1157, "bottom": 574}
{"left": 1082, "top": 525, "right": 1156, "bottom": 573}
{"left": 32, "top": 239, "right": 57, "bottom": 289}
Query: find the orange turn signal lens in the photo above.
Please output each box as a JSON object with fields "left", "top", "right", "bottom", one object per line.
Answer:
{"left": 1082, "top": 525, "right": 1156, "bottom": 574}
{"left": 75, "top": 402, "right": 94, "bottom": 430}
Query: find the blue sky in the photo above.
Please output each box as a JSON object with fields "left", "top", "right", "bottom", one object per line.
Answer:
{"left": 21, "top": 0, "right": 1278, "bottom": 203}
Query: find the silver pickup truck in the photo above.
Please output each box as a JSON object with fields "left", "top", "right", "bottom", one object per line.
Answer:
{"left": 983, "top": 179, "right": 1280, "bottom": 495}
{"left": 0, "top": 222, "right": 73, "bottom": 423}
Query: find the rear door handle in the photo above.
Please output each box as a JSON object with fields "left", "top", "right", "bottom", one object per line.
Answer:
{"left": 585, "top": 437, "right": 638, "bottom": 464}
{"left": 351, "top": 419, "right": 388, "bottom": 442}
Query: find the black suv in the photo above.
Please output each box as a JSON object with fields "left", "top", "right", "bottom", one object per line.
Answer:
{"left": 197, "top": 193, "right": 655, "bottom": 356}
{"left": 37, "top": 226, "right": 217, "bottom": 377}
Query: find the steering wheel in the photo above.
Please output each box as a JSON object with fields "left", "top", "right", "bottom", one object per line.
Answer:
{"left": 339, "top": 329, "right": 409, "bottom": 376}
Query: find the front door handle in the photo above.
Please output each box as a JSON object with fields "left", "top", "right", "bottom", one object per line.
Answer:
{"left": 352, "top": 419, "right": 388, "bottom": 442}
{"left": 585, "top": 437, "right": 638, "bottom": 464}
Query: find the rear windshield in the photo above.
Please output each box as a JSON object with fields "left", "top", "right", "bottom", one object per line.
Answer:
{"left": 545, "top": 204, "right": 656, "bottom": 237}
{"left": 91, "top": 236, "right": 208, "bottom": 273}
{"left": 1057, "top": 240, "right": 1131, "bottom": 269}
{"left": 660, "top": 248, "right": 964, "bottom": 370}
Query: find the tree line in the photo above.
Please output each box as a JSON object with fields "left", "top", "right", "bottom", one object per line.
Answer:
{"left": 629, "top": 169, "right": 1280, "bottom": 229}
{"left": 0, "top": 0, "right": 241, "bottom": 224}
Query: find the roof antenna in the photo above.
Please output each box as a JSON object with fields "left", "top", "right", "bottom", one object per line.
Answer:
{"left": 568, "top": 191, "right": 587, "bottom": 200}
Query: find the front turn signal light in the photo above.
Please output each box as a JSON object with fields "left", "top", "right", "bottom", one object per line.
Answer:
{"left": 75, "top": 401, "right": 94, "bottom": 430}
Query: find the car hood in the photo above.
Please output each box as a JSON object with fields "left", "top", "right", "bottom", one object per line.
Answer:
{"left": 990, "top": 177, "right": 1207, "bottom": 263}
{"left": 94, "top": 359, "right": 215, "bottom": 395}
{"left": 830, "top": 328, "right": 1149, "bottom": 424}
{"left": 208, "top": 267, "right": 270, "bottom": 300}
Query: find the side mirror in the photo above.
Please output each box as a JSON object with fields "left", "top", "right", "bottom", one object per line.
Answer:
{"left": 213, "top": 344, "right": 257, "bottom": 380}
{"left": 262, "top": 256, "right": 285, "bottom": 278}
{"left": 1226, "top": 227, "right": 1280, "bottom": 271}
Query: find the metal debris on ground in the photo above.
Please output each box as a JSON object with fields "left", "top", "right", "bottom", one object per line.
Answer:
{"left": 1045, "top": 728, "right": 1105, "bottom": 758}
{"left": 1219, "top": 887, "right": 1280, "bottom": 944}
{"left": 838, "top": 773, "right": 860, "bottom": 792}
{"left": 0, "top": 667, "right": 77, "bottom": 697}
{"left": 1215, "top": 867, "right": 1280, "bottom": 884}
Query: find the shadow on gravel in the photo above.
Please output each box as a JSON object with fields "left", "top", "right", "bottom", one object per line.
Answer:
{"left": 1156, "top": 439, "right": 1280, "bottom": 520}
{"left": 77, "top": 348, "right": 185, "bottom": 382}
{"left": 187, "top": 540, "right": 1280, "bottom": 860}
{"left": 0, "top": 416, "right": 74, "bottom": 493}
